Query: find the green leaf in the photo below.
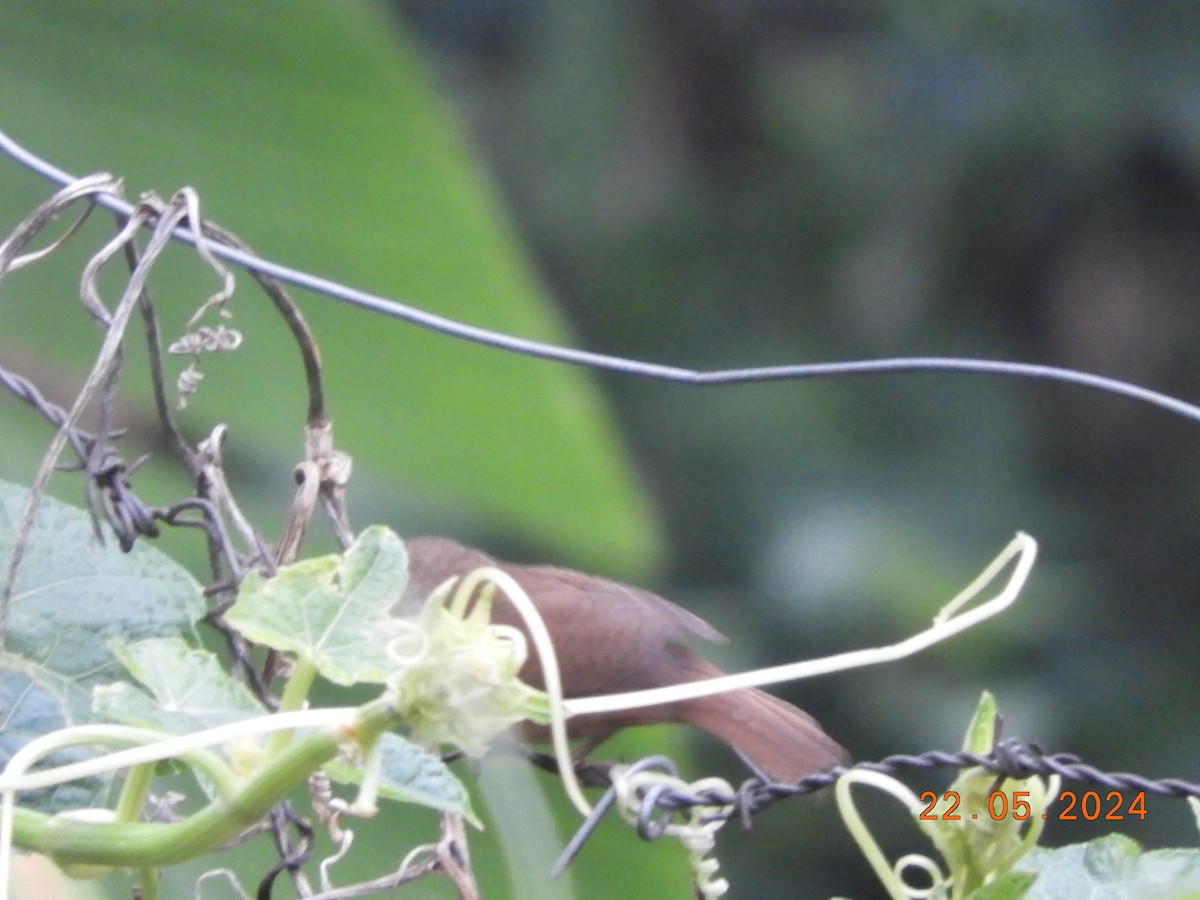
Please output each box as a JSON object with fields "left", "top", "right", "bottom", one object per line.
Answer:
{"left": 224, "top": 525, "right": 407, "bottom": 685}
{"left": 94, "top": 638, "right": 263, "bottom": 735}
{"left": 0, "top": 481, "right": 205, "bottom": 681}
{"left": 965, "top": 871, "right": 1036, "bottom": 900}
{"left": 0, "top": 479, "right": 205, "bottom": 809}
{"left": 963, "top": 690, "right": 999, "bottom": 754}
{"left": 324, "top": 732, "right": 476, "bottom": 825}
{"left": 0, "top": 661, "right": 99, "bottom": 812}
{"left": 1020, "top": 834, "right": 1200, "bottom": 899}
{"left": 0, "top": 0, "right": 660, "bottom": 574}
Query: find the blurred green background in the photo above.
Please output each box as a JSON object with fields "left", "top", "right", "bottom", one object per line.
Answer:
{"left": 5, "top": 1, "right": 1200, "bottom": 898}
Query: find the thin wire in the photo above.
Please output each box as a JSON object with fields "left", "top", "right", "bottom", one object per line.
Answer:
{"left": 3, "top": 128, "right": 1200, "bottom": 425}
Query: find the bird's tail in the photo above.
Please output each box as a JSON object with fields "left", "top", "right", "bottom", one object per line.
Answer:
{"left": 676, "top": 657, "right": 848, "bottom": 783}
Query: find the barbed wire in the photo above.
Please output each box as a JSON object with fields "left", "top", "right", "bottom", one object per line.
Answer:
{"left": 0, "top": 359, "right": 241, "bottom": 555}
{"left": 0, "top": 178, "right": 342, "bottom": 897}
{"left": 547, "top": 738, "right": 1200, "bottom": 878}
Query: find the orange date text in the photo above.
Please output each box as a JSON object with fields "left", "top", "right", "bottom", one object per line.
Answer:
{"left": 918, "top": 789, "right": 1146, "bottom": 821}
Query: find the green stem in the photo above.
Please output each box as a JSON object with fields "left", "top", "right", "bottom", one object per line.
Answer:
{"left": 13, "top": 698, "right": 400, "bottom": 869}
{"left": 137, "top": 867, "right": 160, "bottom": 900}
{"left": 113, "top": 762, "right": 155, "bottom": 823}
{"left": 266, "top": 656, "right": 318, "bottom": 756}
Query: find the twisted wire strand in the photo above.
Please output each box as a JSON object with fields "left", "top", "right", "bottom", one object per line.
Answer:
{"left": 554, "top": 738, "right": 1200, "bottom": 870}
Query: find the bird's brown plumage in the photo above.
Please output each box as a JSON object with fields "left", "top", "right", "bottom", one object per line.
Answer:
{"left": 396, "top": 536, "right": 847, "bottom": 782}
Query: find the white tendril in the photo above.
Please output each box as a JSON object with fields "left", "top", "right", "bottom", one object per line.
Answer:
{"left": 194, "top": 867, "right": 249, "bottom": 899}
{"left": 836, "top": 768, "right": 947, "bottom": 900}
{"left": 610, "top": 767, "right": 734, "bottom": 899}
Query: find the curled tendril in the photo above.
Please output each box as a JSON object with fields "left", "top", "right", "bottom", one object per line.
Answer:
{"left": 610, "top": 767, "right": 735, "bottom": 899}
{"left": 836, "top": 768, "right": 946, "bottom": 900}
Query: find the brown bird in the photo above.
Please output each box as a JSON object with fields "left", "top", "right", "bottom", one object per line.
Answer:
{"left": 396, "top": 536, "right": 847, "bottom": 782}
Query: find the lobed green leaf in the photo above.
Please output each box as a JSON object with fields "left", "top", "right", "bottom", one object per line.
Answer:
{"left": 0, "top": 479, "right": 205, "bottom": 811}
{"left": 225, "top": 525, "right": 408, "bottom": 686}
